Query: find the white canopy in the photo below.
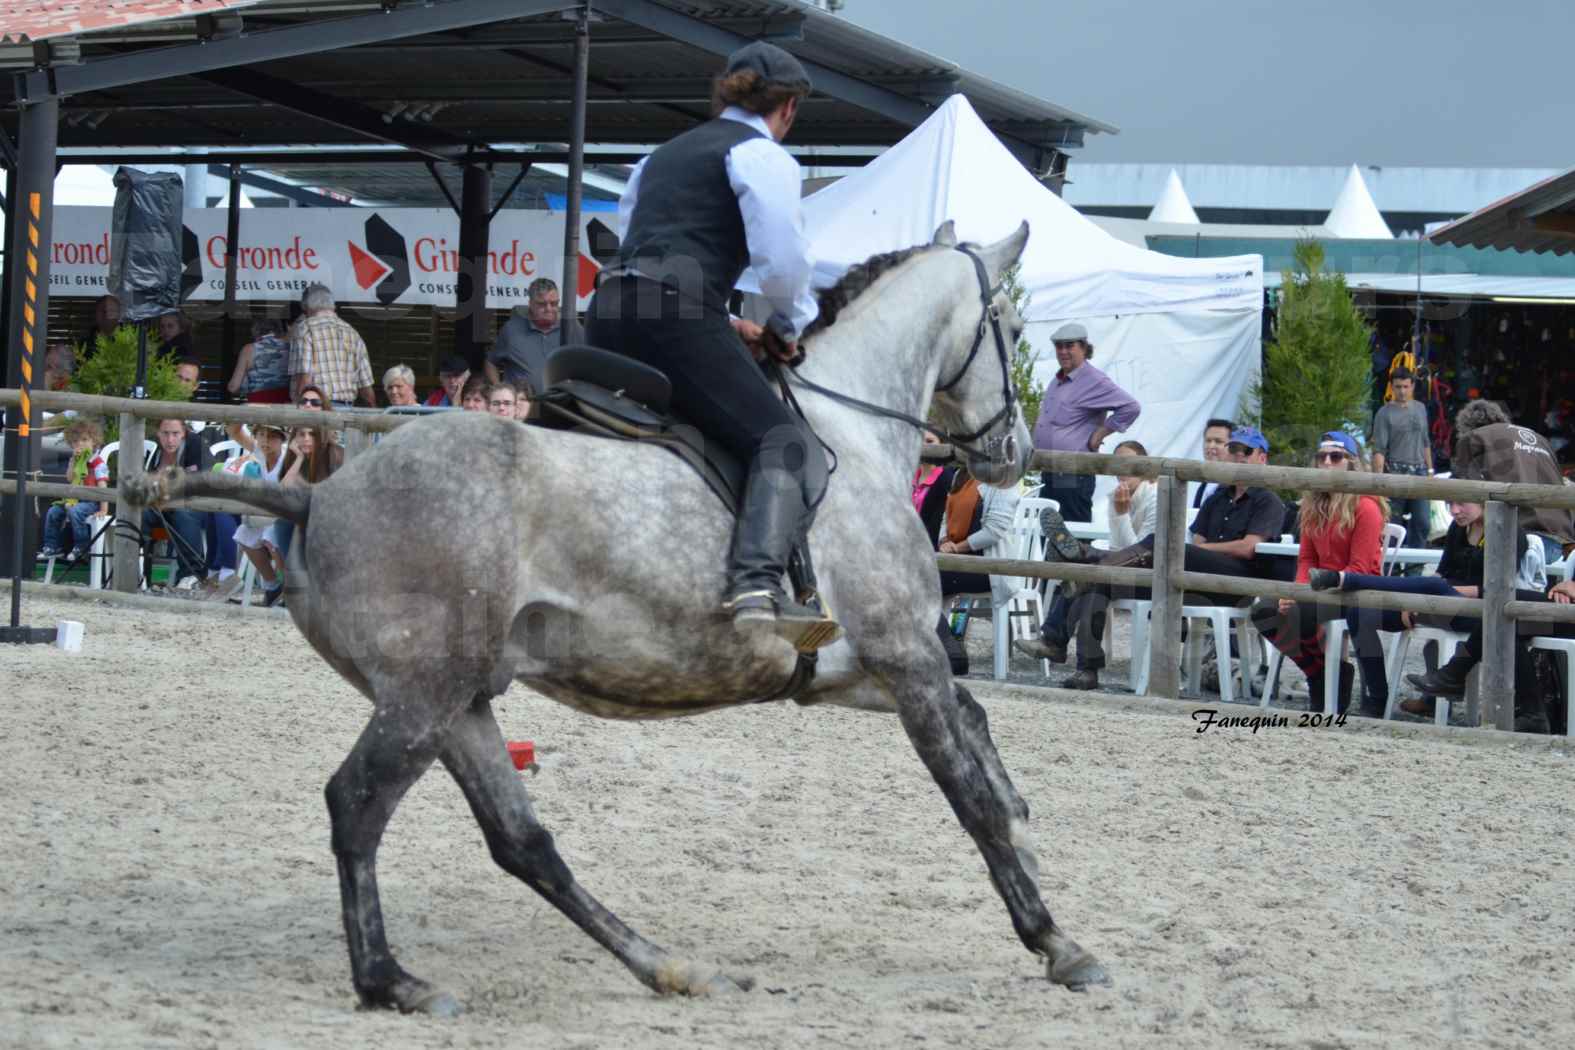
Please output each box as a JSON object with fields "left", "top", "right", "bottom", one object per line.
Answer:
{"left": 742, "top": 95, "right": 1265, "bottom": 511}
{"left": 1325, "top": 165, "right": 1393, "bottom": 239}
{"left": 1148, "top": 169, "right": 1201, "bottom": 224}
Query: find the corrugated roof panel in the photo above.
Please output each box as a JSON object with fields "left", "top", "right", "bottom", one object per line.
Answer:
{"left": 1430, "top": 168, "right": 1575, "bottom": 257}
{"left": 1, "top": 0, "right": 268, "bottom": 44}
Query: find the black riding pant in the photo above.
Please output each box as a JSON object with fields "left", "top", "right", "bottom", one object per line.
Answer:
{"left": 586, "top": 276, "right": 826, "bottom": 593}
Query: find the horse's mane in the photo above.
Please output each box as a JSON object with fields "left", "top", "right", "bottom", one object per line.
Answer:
{"left": 803, "top": 243, "right": 937, "bottom": 338}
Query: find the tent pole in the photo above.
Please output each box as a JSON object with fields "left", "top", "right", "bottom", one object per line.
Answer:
{"left": 560, "top": 3, "right": 590, "bottom": 345}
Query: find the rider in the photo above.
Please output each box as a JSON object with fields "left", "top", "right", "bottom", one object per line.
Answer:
{"left": 586, "top": 41, "right": 839, "bottom": 651}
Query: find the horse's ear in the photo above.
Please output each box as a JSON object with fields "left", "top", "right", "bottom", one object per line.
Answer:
{"left": 932, "top": 220, "right": 958, "bottom": 247}
{"left": 979, "top": 221, "right": 1030, "bottom": 282}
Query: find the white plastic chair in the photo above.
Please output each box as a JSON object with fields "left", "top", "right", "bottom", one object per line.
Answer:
{"left": 1526, "top": 636, "right": 1575, "bottom": 737}
{"left": 1382, "top": 627, "right": 1460, "bottom": 727}
{"left": 950, "top": 496, "right": 1057, "bottom": 680}
{"left": 1260, "top": 523, "right": 1408, "bottom": 713}
{"left": 1182, "top": 604, "right": 1258, "bottom": 705}
{"left": 209, "top": 439, "right": 243, "bottom": 463}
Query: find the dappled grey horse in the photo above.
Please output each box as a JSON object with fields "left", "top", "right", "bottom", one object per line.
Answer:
{"left": 131, "top": 221, "right": 1109, "bottom": 1015}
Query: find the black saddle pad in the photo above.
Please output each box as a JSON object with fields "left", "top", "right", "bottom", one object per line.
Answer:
{"left": 534, "top": 344, "right": 745, "bottom": 513}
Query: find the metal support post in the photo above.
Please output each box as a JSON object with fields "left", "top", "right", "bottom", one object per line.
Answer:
{"left": 221, "top": 164, "right": 242, "bottom": 398}
{"left": 560, "top": 5, "right": 590, "bottom": 345}
{"left": 1146, "top": 474, "right": 1188, "bottom": 698}
{"left": 455, "top": 163, "right": 493, "bottom": 374}
{"left": 112, "top": 413, "right": 146, "bottom": 593}
{"left": 2, "top": 96, "right": 59, "bottom": 643}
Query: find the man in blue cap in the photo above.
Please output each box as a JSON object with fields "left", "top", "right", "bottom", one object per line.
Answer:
{"left": 1017, "top": 425, "right": 1287, "bottom": 690}
{"left": 585, "top": 40, "right": 839, "bottom": 652}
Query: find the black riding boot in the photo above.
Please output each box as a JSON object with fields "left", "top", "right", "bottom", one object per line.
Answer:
{"left": 1306, "top": 661, "right": 1356, "bottom": 716}
{"left": 1355, "top": 654, "right": 1389, "bottom": 718}
{"left": 723, "top": 464, "right": 842, "bottom": 652}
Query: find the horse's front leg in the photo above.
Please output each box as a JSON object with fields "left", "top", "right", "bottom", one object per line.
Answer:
{"left": 885, "top": 664, "right": 1110, "bottom": 990}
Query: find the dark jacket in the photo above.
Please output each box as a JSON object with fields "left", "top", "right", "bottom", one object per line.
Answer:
{"left": 1453, "top": 423, "right": 1574, "bottom": 546}
{"left": 1436, "top": 522, "right": 1528, "bottom": 590}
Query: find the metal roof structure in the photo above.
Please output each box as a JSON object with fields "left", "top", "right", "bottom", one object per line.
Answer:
{"left": 1429, "top": 168, "right": 1575, "bottom": 257}
{"left": 2, "top": 0, "right": 1114, "bottom": 175}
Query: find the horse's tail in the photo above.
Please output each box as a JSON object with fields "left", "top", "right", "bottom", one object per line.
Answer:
{"left": 125, "top": 466, "right": 313, "bottom": 527}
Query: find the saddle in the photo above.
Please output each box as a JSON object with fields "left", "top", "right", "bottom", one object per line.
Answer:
{"left": 532, "top": 345, "right": 828, "bottom": 702}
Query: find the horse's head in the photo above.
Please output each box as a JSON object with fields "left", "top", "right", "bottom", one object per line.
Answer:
{"left": 926, "top": 220, "right": 1032, "bottom": 488}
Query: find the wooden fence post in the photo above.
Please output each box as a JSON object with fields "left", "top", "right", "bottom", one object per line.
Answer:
{"left": 1147, "top": 474, "right": 1188, "bottom": 698}
{"left": 1480, "top": 500, "right": 1518, "bottom": 730}
{"left": 112, "top": 412, "right": 145, "bottom": 593}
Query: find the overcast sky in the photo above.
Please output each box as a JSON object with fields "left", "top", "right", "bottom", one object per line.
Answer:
{"left": 842, "top": 0, "right": 1574, "bottom": 168}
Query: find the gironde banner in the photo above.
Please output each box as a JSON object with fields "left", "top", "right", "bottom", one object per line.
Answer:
{"left": 45, "top": 206, "right": 620, "bottom": 309}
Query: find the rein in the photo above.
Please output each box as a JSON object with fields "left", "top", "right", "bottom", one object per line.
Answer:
{"left": 783, "top": 245, "right": 1019, "bottom": 465}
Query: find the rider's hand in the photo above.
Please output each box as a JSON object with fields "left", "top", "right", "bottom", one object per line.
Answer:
{"left": 1278, "top": 598, "right": 1295, "bottom": 615}
{"left": 730, "top": 317, "right": 765, "bottom": 344}
{"left": 1552, "top": 581, "right": 1575, "bottom": 604}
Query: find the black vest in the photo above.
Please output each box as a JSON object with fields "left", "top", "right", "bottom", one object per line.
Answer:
{"left": 618, "top": 117, "right": 765, "bottom": 314}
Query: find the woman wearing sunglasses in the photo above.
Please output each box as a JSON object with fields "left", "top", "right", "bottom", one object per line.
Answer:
{"left": 1309, "top": 482, "right": 1529, "bottom": 718}
{"left": 1251, "top": 431, "right": 1389, "bottom": 716}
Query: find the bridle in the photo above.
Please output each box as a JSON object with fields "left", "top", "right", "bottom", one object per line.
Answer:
{"left": 782, "top": 244, "right": 1020, "bottom": 469}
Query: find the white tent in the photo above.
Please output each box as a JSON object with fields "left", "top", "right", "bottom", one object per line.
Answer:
{"left": 1148, "top": 169, "right": 1201, "bottom": 224}
{"left": 1324, "top": 165, "right": 1393, "bottom": 239}
{"left": 747, "top": 95, "right": 1264, "bottom": 508}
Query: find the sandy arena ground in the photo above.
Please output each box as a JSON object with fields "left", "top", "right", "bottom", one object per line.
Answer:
{"left": 4, "top": 590, "right": 1574, "bottom": 1050}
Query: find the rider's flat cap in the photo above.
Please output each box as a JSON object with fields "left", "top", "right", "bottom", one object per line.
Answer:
{"left": 1051, "top": 322, "right": 1090, "bottom": 344}
{"left": 725, "top": 41, "right": 812, "bottom": 91}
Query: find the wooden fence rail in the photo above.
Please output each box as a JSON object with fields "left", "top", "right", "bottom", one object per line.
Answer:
{"left": 9, "top": 390, "right": 1575, "bottom": 731}
{"left": 928, "top": 447, "right": 1575, "bottom": 732}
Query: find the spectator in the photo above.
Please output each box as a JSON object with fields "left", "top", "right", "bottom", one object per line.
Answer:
{"left": 486, "top": 382, "right": 520, "bottom": 420}
{"left": 40, "top": 418, "right": 109, "bottom": 560}
{"left": 1248, "top": 431, "right": 1388, "bottom": 716}
{"left": 487, "top": 277, "right": 577, "bottom": 396}
{"left": 383, "top": 364, "right": 420, "bottom": 407}
{"left": 912, "top": 432, "right": 967, "bottom": 675}
{"left": 1193, "top": 418, "right": 1234, "bottom": 509}
{"left": 514, "top": 385, "right": 533, "bottom": 422}
{"left": 266, "top": 419, "right": 342, "bottom": 571}
{"left": 1451, "top": 399, "right": 1574, "bottom": 561}
{"left": 937, "top": 469, "right": 1021, "bottom": 604}
{"left": 1017, "top": 426, "right": 1285, "bottom": 691}
{"left": 227, "top": 318, "right": 293, "bottom": 404}
{"left": 143, "top": 418, "right": 211, "bottom": 587}
{"left": 1310, "top": 497, "right": 1529, "bottom": 720}
{"left": 44, "top": 343, "right": 76, "bottom": 392}
{"left": 1370, "top": 367, "right": 1432, "bottom": 570}
{"left": 78, "top": 293, "right": 122, "bottom": 360}
{"left": 1107, "top": 440, "right": 1157, "bottom": 548}
{"left": 425, "top": 355, "right": 469, "bottom": 407}
{"left": 1029, "top": 321, "right": 1140, "bottom": 522}
{"left": 174, "top": 357, "right": 203, "bottom": 399}
{"left": 158, "top": 310, "right": 195, "bottom": 360}
{"left": 459, "top": 375, "right": 489, "bottom": 412}
{"left": 228, "top": 422, "right": 290, "bottom": 608}
{"left": 289, "top": 283, "right": 375, "bottom": 407}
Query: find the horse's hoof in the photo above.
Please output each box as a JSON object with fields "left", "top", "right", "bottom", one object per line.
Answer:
{"left": 408, "top": 988, "right": 463, "bottom": 1017}
{"left": 696, "top": 972, "right": 756, "bottom": 996}
{"left": 653, "top": 959, "right": 755, "bottom": 997}
{"left": 1044, "top": 933, "right": 1111, "bottom": 992}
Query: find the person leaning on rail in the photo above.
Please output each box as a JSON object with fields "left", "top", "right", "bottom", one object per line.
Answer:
{"left": 1015, "top": 426, "right": 1285, "bottom": 692}
{"left": 1307, "top": 497, "right": 1531, "bottom": 723}
{"left": 1248, "top": 431, "right": 1388, "bottom": 717}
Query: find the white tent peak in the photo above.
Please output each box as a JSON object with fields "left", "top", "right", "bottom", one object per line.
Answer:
{"left": 1147, "top": 169, "right": 1200, "bottom": 224}
{"left": 1324, "top": 164, "right": 1392, "bottom": 239}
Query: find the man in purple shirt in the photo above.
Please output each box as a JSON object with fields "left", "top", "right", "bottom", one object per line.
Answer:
{"left": 1030, "top": 322, "right": 1141, "bottom": 522}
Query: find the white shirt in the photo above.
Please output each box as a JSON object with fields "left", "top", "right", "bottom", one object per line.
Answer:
{"left": 618, "top": 106, "right": 818, "bottom": 340}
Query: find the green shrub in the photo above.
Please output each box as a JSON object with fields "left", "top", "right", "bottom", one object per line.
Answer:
{"left": 70, "top": 325, "right": 190, "bottom": 449}
{"left": 1247, "top": 239, "right": 1373, "bottom": 466}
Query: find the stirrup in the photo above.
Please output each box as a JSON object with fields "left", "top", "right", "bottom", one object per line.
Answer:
{"left": 724, "top": 590, "right": 844, "bottom": 653}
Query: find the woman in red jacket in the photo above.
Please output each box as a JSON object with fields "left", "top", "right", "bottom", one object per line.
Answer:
{"left": 1250, "top": 431, "right": 1390, "bottom": 716}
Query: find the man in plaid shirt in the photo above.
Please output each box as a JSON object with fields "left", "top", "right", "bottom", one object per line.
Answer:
{"left": 289, "top": 284, "right": 376, "bottom": 407}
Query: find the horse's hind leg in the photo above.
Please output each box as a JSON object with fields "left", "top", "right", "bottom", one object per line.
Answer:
{"left": 893, "top": 673, "right": 1109, "bottom": 990}
{"left": 438, "top": 698, "right": 754, "bottom": 997}
{"left": 325, "top": 682, "right": 468, "bottom": 1017}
